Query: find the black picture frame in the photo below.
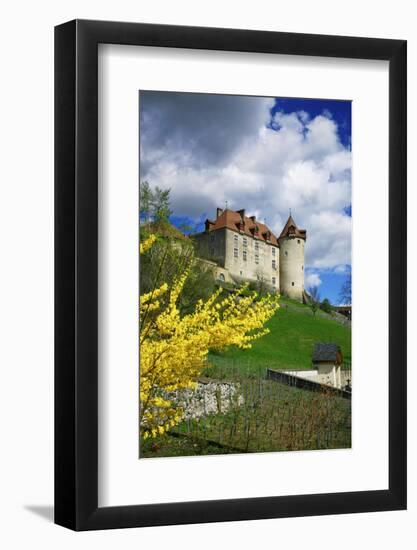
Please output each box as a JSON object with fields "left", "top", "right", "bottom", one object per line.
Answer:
{"left": 55, "top": 19, "right": 407, "bottom": 531}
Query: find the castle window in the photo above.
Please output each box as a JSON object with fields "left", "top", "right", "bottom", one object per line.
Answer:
{"left": 285, "top": 251, "right": 288, "bottom": 256}
{"left": 234, "top": 234, "right": 238, "bottom": 244}
{"left": 272, "top": 260, "right": 276, "bottom": 270}
{"left": 272, "top": 247, "right": 276, "bottom": 256}
{"left": 234, "top": 248, "right": 238, "bottom": 258}
{"left": 243, "top": 237, "right": 248, "bottom": 248}
{"left": 218, "top": 273, "right": 225, "bottom": 282}
{"left": 291, "top": 282, "right": 295, "bottom": 286}
{"left": 272, "top": 277, "right": 276, "bottom": 286}
{"left": 240, "top": 271, "right": 243, "bottom": 276}
{"left": 297, "top": 239, "right": 300, "bottom": 244}
{"left": 255, "top": 254, "right": 259, "bottom": 264}
{"left": 210, "top": 234, "right": 215, "bottom": 242}
{"left": 243, "top": 250, "right": 247, "bottom": 261}
{"left": 255, "top": 241, "right": 259, "bottom": 251}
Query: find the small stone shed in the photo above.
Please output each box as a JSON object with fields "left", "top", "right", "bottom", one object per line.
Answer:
{"left": 312, "top": 343, "right": 343, "bottom": 389}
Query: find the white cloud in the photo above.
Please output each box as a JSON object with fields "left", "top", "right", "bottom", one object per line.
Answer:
{"left": 140, "top": 93, "right": 351, "bottom": 270}
{"left": 334, "top": 264, "right": 349, "bottom": 274}
{"left": 305, "top": 272, "right": 322, "bottom": 288}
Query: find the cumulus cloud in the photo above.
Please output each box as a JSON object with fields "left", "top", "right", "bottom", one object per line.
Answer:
{"left": 305, "top": 272, "right": 322, "bottom": 288}
{"left": 140, "top": 92, "right": 351, "bottom": 270}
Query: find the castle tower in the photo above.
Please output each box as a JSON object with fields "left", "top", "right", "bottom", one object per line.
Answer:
{"left": 278, "top": 215, "right": 307, "bottom": 301}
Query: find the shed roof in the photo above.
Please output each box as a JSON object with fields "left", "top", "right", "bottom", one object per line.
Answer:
{"left": 312, "top": 343, "right": 342, "bottom": 363}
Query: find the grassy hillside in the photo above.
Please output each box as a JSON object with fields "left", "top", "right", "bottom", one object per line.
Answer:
{"left": 206, "top": 296, "right": 351, "bottom": 377}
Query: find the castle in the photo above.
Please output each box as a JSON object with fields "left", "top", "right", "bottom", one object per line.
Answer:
{"left": 194, "top": 208, "right": 307, "bottom": 301}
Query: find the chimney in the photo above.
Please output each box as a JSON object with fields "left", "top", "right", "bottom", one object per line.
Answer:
{"left": 205, "top": 219, "right": 214, "bottom": 232}
{"left": 250, "top": 215, "right": 256, "bottom": 222}
{"left": 237, "top": 209, "right": 246, "bottom": 219}
{"left": 216, "top": 207, "right": 224, "bottom": 219}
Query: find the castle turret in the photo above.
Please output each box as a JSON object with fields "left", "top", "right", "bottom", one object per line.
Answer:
{"left": 278, "top": 215, "right": 306, "bottom": 301}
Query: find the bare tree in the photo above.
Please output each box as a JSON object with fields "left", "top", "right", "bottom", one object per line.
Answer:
{"left": 338, "top": 270, "right": 352, "bottom": 305}
{"left": 308, "top": 286, "right": 321, "bottom": 317}
{"left": 254, "top": 269, "right": 269, "bottom": 296}
{"left": 139, "top": 180, "right": 153, "bottom": 225}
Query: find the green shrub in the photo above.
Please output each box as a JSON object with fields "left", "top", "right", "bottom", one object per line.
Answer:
{"left": 320, "top": 298, "right": 333, "bottom": 314}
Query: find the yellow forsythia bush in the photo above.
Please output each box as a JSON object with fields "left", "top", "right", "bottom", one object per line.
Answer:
{"left": 140, "top": 234, "right": 279, "bottom": 438}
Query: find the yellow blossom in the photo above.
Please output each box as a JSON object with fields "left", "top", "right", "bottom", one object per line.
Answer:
{"left": 140, "top": 234, "right": 157, "bottom": 254}
{"left": 139, "top": 234, "right": 279, "bottom": 438}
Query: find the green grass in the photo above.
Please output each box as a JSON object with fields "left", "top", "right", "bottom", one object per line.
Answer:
{"left": 140, "top": 295, "right": 352, "bottom": 459}
{"left": 140, "top": 433, "right": 234, "bottom": 457}
{"left": 206, "top": 296, "right": 351, "bottom": 377}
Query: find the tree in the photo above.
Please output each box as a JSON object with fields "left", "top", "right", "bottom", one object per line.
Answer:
{"left": 139, "top": 234, "right": 279, "bottom": 438}
{"left": 139, "top": 181, "right": 153, "bottom": 224}
{"left": 249, "top": 269, "right": 269, "bottom": 297}
{"left": 153, "top": 186, "right": 172, "bottom": 222}
{"left": 139, "top": 181, "right": 173, "bottom": 224}
{"left": 140, "top": 231, "right": 217, "bottom": 316}
{"left": 320, "top": 297, "right": 333, "bottom": 314}
{"left": 177, "top": 221, "right": 193, "bottom": 234}
{"left": 308, "top": 286, "right": 321, "bottom": 317}
{"left": 338, "top": 270, "right": 352, "bottom": 305}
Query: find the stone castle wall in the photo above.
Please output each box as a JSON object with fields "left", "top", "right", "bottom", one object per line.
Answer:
{"left": 279, "top": 236, "right": 305, "bottom": 300}
{"left": 194, "top": 222, "right": 306, "bottom": 301}
{"left": 223, "top": 228, "right": 279, "bottom": 290}
{"left": 195, "top": 228, "right": 279, "bottom": 290}
{"left": 194, "top": 227, "right": 228, "bottom": 267}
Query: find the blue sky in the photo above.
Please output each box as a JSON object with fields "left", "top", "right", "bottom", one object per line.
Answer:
{"left": 271, "top": 97, "right": 351, "bottom": 149}
{"left": 140, "top": 92, "right": 352, "bottom": 305}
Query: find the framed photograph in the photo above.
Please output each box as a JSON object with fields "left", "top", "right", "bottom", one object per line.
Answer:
{"left": 55, "top": 20, "right": 406, "bottom": 530}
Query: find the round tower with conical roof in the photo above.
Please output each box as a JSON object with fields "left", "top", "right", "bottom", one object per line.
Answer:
{"left": 278, "top": 215, "right": 307, "bottom": 301}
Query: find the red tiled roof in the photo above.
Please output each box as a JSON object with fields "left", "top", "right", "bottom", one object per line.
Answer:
{"left": 205, "top": 208, "right": 279, "bottom": 246}
{"left": 278, "top": 215, "right": 307, "bottom": 241}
